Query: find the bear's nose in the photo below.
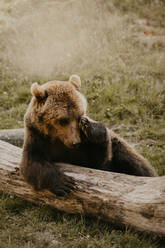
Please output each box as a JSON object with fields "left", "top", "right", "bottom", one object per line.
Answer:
{"left": 71, "top": 142, "right": 81, "bottom": 149}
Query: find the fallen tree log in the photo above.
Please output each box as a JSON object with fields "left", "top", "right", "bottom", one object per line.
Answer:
{"left": 0, "top": 140, "right": 165, "bottom": 236}
{"left": 0, "top": 128, "right": 24, "bottom": 146}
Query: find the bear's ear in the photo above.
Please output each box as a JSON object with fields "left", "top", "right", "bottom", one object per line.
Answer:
{"left": 69, "top": 75, "right": 81, "bottom": 90}
{"left": 31, "top": 82, "right": 47, "bottom": 100}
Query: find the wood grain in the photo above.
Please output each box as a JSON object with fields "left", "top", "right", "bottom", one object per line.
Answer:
{"left": 0, "top": 140, "right": 165, "bottom": 236}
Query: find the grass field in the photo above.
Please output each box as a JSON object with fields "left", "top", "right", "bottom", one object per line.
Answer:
{"left": 0, "top": 0, "right": 165, "bottom": 247}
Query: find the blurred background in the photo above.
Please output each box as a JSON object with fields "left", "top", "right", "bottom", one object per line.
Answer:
{"left": 0, "top": 0, "right": 164, "bottom": 80}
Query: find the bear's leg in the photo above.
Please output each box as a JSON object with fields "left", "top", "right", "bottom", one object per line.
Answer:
{"left": 79, "top": 116, "right": 109, "bottom": 144}
{"left": 109, "top": 134, "right": 157, "bottom": 177}
{"left": 20, "top": 128, "right": 76, "bottom": 196}
{"left": 21, "top": 158, "right": 76, "bottom": 196}
{"left": 79, "top": 117, "right": 157, "bottom": 177}
{"left": 79, "top": 117, "right": 112, "bottom": 167}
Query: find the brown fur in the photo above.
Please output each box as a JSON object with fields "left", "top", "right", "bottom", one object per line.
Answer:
{"left": 20, "top": 75, "right": 157, "bottom": 196}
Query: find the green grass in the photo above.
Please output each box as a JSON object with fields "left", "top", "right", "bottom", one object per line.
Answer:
{"left": 0, "top": 193, "right": 164, "bottom": 248}
{"left": 0, "top": 0, "right": 165, "bottom": 247}
{"left": 0, "top": 79, "right": 32, "bottom": 129}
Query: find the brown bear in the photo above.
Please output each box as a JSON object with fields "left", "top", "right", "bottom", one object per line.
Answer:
{"left": 20, "top": 75, "right": 157, "bottom": 196}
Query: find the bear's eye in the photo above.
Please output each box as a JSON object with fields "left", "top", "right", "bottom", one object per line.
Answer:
{"left": 58, "top": 118, "right": 69, "bottom": 126}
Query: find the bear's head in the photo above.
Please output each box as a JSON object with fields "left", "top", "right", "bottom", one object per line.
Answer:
{"left": 25, "top": 75, "right": 87, "bottom": 148}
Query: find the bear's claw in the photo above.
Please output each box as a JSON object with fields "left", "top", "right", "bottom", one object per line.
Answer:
{"left": 51, "top": 175, "right": 76, "bottom": 196}
{"left": 79, "top": 117, "right": 91, "bottom": 138}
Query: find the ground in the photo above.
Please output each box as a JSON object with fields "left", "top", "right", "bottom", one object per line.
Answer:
{"left": 0, "top": 0, "right": 165, "bottom": 247}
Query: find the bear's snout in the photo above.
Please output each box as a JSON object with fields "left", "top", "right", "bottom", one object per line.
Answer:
{"left": 70, "top": 142, "right": 81, "bottom": 149}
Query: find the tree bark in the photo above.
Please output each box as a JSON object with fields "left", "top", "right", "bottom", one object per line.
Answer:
{"left": 0, "top": 140, "right": 165, "bottom": 236}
